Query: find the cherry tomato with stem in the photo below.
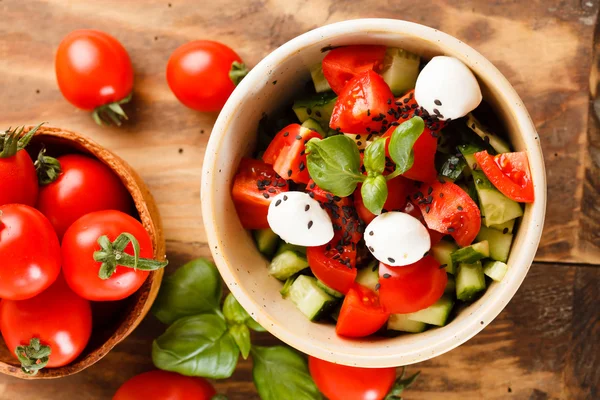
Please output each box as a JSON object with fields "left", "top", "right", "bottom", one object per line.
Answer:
{"left": 36, "top": 153, "right": 132, "bottom": 240}
{"left": 0, "top": 204, "right": 61, "bottom": 300}
{"left": 113, "top": 370, "right": 218, "bottom": 400}
{"left": 0, "top": 276, "right": 92, "bottom": 374}
{"left": 55, "top": 30, "right": 134, "bottom": 125}
{"left": 167, "top": 40, "right": 248, "bottom": 112}
{"left": 61, "top": 210, "right": 168, "bottom": 301}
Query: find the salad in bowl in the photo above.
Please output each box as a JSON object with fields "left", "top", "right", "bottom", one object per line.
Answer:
{"left": 230, "top": 44, "right": 535, "bottom": 339}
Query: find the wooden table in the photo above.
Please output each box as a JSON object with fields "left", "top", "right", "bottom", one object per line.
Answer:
{"left": 1, "top": 0, "right": 598, "bottom": 398}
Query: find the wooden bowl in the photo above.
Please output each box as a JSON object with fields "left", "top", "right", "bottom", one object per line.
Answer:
{"left": 0, "top": 126, "right": 166, "bottom": 379}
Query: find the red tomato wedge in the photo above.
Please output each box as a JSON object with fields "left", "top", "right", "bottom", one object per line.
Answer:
{"left": 413, "top": 180, "right": 481, "bottom": 247}
{"left": 263, "top": 124, "right": 321, "bottom": 184}
{"left": 322, "top": 45, "right": 386, "bottom": 94}
{"left": 382, "top": 90, "right": 443, "bottom": 182}
{"left": 354, "top": 176, "right": 412, "bottom": 224}
{"left": 378, "top": 256, "right": 447, "bottom": 314}
{"left": 336, "top": 284, "right": 389, "bottom": 338}
{"left": 307, "top": 246, "right": 357, "bottom": 294}
{"left": 474, "top": 151, "right": 534, "bottom": 203}
{"left": 330, "top": 70, "right": 394, "bottom": 134}
{"left": 231, "top": 158, "right": 289, "bottom": 229}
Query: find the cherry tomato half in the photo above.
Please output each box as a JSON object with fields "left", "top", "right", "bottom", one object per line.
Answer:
{"left": 0, "top": 276, "right": 92, "bottom": 369}
{"left": 336, "top": 284, "right": 389, "bottom": 338}
{"left": 36, "top": 154, "right": 132, "bottom": 240}
{"left": 474, "top": 151, "right": 534, "bottom": 203}
{"left": 0, "top": 204, "right": 61, "bottom": 300}
{"left": 61, "top": 210, "right": 155, "bottom": 301}
{"left": 113, "top": 370, "right": 217, "bottom": 400}
{"left": 322, "top": 45, "right": 387, "bottom": 94}
{"left": 309, "top": 356, "right": 397, "bottom": 400}
{"left": 167, "top": 40, "right": 244, "bottom": 112}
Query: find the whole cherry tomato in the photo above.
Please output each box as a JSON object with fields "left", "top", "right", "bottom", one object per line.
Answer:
{"left": 166, "top": 40, "right": 246, "bottom": 111}
{"left": 0, "top": 204, "right": 61, "bottom": 300}
{"left": 36, "top": 154, "right": 132, "bottom": 240}
{"left": 308, "top": 356, "right": 396, "bottom": 400}
{"left": 61, "top": 210, "right": 167, "bottom": 301}
{"left": 113, "top": 370, "right": 217, "bottom": 400}
{"left": 55, "top": 30, "right": 134, "bottom": 125}
{"left": 0, "top": 124, "right": 42, "bottom": 207}
{"left": 0, "top": 276, "right": 92, "bottom": 374}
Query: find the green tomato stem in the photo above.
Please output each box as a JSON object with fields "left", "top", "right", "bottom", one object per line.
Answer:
{"left": 229, "top": 61, "right": 249, "bottom": 86}
{"left": 385, "top": 168, "right": 403, "bottom": 181}
{"left": 0, "top": 122, "right": 45, "bottom": 158}
{"left": 35, "top": 147, "right": 62, "bottom": 185}
{"left": 91, "top": 93, "right": 132, "bottom": 127}
{"left": 15, "top": 338, "right": 52, "bottom": 376}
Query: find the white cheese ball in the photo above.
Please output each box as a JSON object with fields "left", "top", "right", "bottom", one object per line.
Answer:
{"left": 415, "top": 56, "right": 482, "bottom": 121}
{"left": 267, "top": 191, "right": 334, "bottom": 247}
{"left": 364, "top": 212, "right": 431, "bottom": 266}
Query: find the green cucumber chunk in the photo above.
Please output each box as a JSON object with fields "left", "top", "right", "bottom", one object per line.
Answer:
{"left": 280, "top": 276, "right": 296, "bottom": 298}
{"left": 476, "top": 225, "right": 513, "bottom": 262}
{"left": 483, "top": 260, "right": 509, "bottom": 282}
{"left": 406, "top": 296, "right": 454, "bottom": 326}
{"left": 268, "top": 251, "right": 309, "bottom": 281}
{"left": 466, "top": 113, "right": 511, "bottom": 154}
{"left": 387, "top": 313, "right": 427, "bottom": 333}
{"left": 381, "top": 48, "right": 420, "bottom": 96}
{"left": 439, "top": 154, "right": 467, "bottom": 181}
{"left": 288, "top": 275, "right": 336, "bottom": 321}
{"left": 310, "top": 63, "right": 332, "bottom": 93}
{"left": 316, "top": 280, "right": 344, "bottom": 299}
{"left": 431, "top": 240, "right": 458, "bottom": 275}
{"left": 450, "top": 241, "right": 490, "bottom": 264}
{"left": 456, "top": 262, "right": 486, "bottom": 301}
{"left": 302, "top": 118, "right": 327, "bottom": 136}
{"left": 253, "top": 228, "right": 280, "bottom": 258}
{"left": 489, "top": 218, "right": 516, "bottom": 234}
{"left": 292, "top": 92, "right": 337, "bottom": 129}
{"left": 355, "top": 262, "right": 379, "bottom": 291}
{"left": 275, "top": 242, "right": 306, "bottom": 257}
{"left": 445, "top": 274, "right": 456, "bottom": 295}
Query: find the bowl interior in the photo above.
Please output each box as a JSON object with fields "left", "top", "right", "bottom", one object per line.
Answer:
{"left": 0, "top": 130, "right": 164, "bottom": 378}
{"left": 203, "top": 19, "right": 546, "bottom": 367}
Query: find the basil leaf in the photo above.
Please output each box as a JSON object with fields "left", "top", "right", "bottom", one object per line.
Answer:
{"left": 361, "top": 175, "right": 388, "bottom": 215}
{"left": 251, "top": 346, "right": 322, "bottom": 400}
{"left": 152, "top": 314, "right": 239, "bottom": 379}
{"left": 229, "top": 324, "right": 251, "bottom": 360}
{"left": 363, "top": 138, "right": 386, "bottom": 175}
{"left": 223, "top": 293, "right": 250, "bottom": 325}
{"left": 388, "top": 116, "right": 425, "bottom": 174}
{"left": 152, "top": 258, "right": 223, "bottom": 325}
{"left": 246, "top": 318, "right": 267, "bottom": 332}
{"left": 306, "top": 136, "right": 364, "bottom": 197}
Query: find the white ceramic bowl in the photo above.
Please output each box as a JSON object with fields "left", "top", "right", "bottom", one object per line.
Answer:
{"left": 201, "top": 19, "right": 546, "bottom": 367}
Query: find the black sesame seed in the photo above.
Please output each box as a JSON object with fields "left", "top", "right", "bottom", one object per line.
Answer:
{"left": 439, "top": 264, "right": 447, "bottom": 269}
{"left": 308, "top": 192, "right": 315, "bottom": 198}
{"left": 426, "top": 195, "right": 433, "bottom": 203}
{"left": 275, "top": 199, "right": 282, "bottom": 207}
{"left": 357, "top": 141, "right": 362, "bottom": 146}
{"left": 309, "top": 182, "right": 316, "bottom": 189}
{"left": 375, "top": 283, "right": 381, "bottom": 291}
{"left": 296, "top": 135, "right": 302, "bottom": 140}
{"left": 387, "top": 257, "right": 395, "bottom": 263}
{"left": 440, "top": 192, "right": 444, "bottom": 198}
{"left": 368, "top": 246, "right": 374, "bottom": 252}
{"left": 268, "top": 188, "right": 276, "bottom": 193}
{"left": 283, "top": 195, "right": 288, "bottom": 201}
{"left": 448, "top": 227, "right": 455, "bottom": 232}
{"left": 307, "top": 108, "right": 312, "bottom": 115}
{"left": 305, "top": 204, "right": 310, "bottom": 212}
{"left": 484, "top": 135, "right": 490, "bottom": 143}
{"left": 457, "top": 206, "right": 463, "bottom": 211}
{"left": 383, "top": 273, "right": 391, "bottom": 279}
{"left": 287, "top": 169, "right": 292, "bottom": 177}
{"left": 369, "top": 231, "right": 374, "bottom": 236}
{"left": 308, "top": 221, "right": 313, "bottom": 229}
{"left": 315, "top": 111, "right": 322, "bottom": 118}
{"left": 299, "top": 161, "right": 305, "bottom": 171}
{"left": 333, "top": 196, "right": 341, "bottom": 202}
{"left": 262, "top": 193, "right": 270, "bottom": 199}
{"left": 503, "top": 227, "right": 509, "bottom": 234}
{"left": 390, "top": 121, "right": 399, "bottom": 126}
{"left": 428, "top": 187, "right": 433, "bottom": 195}
{"left": 283, "top": 131, "right": 289, "bottom": 137}
{"left": 387, "top": 98, "right": 392, "bottom": 105}
{"left": 425, "top": 205, "right": 431, "bottom": 214}
{"left": 355, "top": 135, "right": 361, "bottom": 140}
{"left": 372, "top": 263, "right": 378, "bottom": 272}
{"left": 471, "top": 123, "right": 476, "bottom": 129}
{"left": 434, "top": 99, "right": 442, "bottom": 106}
{"left": 367, "top": 109, "right": 371, "bottom": 116}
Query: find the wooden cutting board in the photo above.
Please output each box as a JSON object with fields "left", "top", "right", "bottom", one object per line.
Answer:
{"left": 0, "top": 0, "right": 597, "bottom": 399}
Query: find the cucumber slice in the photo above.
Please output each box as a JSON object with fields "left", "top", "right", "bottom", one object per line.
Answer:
{"left": 280, "top": 276, "right": 296, "bottom": 298}
{"left": 466, "top": 113, "right": 511, "bottom": 154}
{"left": 431, "top": 240, "right": 458, "bottom": 275}
{"left": 445, "top": 274, "right": 456, "bottom": 295}
{"left": 472, "top": 171, "right": 523, "bottom": 226}
{"left": 439, "top": 154, "right": 466, "bottom": 181}
{"left": 456, "top": 262, "right": 486, "bottom": 301}
{"left": 355, "top": 262, "right": 379, "bottom": 291}
{"left": 476, "top": 225, "right": 513, "bottom": 262}
{"left": 293, "top": 92, "right": 337, "bottom": 129}
{"left": 310, "top": 63, "right": 332, "bottom": 93}
{"left": 451, "top": 241, "right": 490, "bottom": 264}
{"left": 302, "top": 118, "right": 327, "bottom": 136}
{"left": 381, "top": 48, "right": 420, "bottom": 96}
{"left": 288, "top": 275, "right": 336, "bottom": 321}
{"left": 316, "top": 280, "right": 344, "bottom": 299}
{"left": 483, "top": 260, "right": 508, "bottom": 282}
{"left": 489, "top": 218, "right": 516, "bottom": 234}
{"left": 406, "top": 296, "right": 454, "bottom": 326}
{"left": 253, "top": 228, "right": 280, "bottom": 258}
{"left": 275, "top": 242, "right": 306, "bottom": 257}
{"left": 388, "top": 313, "right": 427, "bottom": 333}
{"left": 268, "top": 251, "right": 309, "bottom": 281}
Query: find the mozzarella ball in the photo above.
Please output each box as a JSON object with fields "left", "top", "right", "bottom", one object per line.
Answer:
{"left": 267, "top": 191, "right": 334, "bottom": 246}
{"left": 415, "top": 56, "right": 482, "bottom": 121}
{"left": 364, "top": 212, "right": 431, "bottom": 266}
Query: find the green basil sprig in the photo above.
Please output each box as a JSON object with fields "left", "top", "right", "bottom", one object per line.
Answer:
{"left": 306, "top": 117, "right": 425, "bottom": 215}
{"left": 252, "top": 346, "right": 323, "bottom": 400}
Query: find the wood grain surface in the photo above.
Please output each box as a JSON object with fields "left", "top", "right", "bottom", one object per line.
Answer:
{"left": 0, "top": 0, "right": 598, "bottom": 398}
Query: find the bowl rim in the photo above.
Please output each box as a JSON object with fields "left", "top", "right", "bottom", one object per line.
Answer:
{"left": 202, "top": 18, "right": 547, "bottom": 367}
